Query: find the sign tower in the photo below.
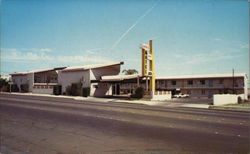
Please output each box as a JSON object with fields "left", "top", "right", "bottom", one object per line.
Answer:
{"left": 141, "top": 40, "right": 155, "bottom": 95}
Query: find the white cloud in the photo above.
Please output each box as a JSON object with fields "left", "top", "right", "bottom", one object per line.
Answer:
{"left": 173, "top": 50, "right": 242, "bottom": 65}
{"left": 1, "top": 51, "right": 53, "bottom": 62}
{"left": 213, "top": 38, "right": 222, "bottom": 41}
{"left": 38, "top": 48, "right": 52, "bottom": 52}
{"left": 1, "top": 48, "right": 114, "bottom": 64}
{"left": 7, "top": 48, "right": 53, "bottom": 53}
{"left": 85, "top": 50, "right": 95, "bottom": 54}
{"left": 57, "top": 55, "right": 113, "bottom": 63}
{"left": 84, "top": 48, "right": 105, "bottom": 55}
{"left": 239, "top": 43, "right": 249, "bottom": 49}
{"left": 1, "top": 48, "right": 19, "bottom": 52}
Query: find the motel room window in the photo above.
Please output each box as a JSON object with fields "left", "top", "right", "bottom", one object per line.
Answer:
{"left": 160, "top": 81, "right": 165, "bottom": 85}
{"left": 219, "top": 79, "right": 224, "bottom": 84}
{"left": 200, "top": 80, "right": 205, "bottom": 85}
{"left": 201, "top": 90, "right": 205, "bottom": 95}
{"left": 188, "top": 80, "right": 193, "bottom": 85}
{"left": 171, "top": 80, "right": 176, "bottom": 85}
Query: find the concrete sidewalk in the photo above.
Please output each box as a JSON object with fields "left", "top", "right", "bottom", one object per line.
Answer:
{"left": 1, "top": 92, "right": 210, "bottom": 109}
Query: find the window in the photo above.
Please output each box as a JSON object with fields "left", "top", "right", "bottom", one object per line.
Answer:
{"left": 201, "top": 90, "right": 205, "bottom": 95}
{"left": 160, "top": 80, "right": 165, "bottom": 85}
{"left": 219, "top": 79, "right": 224, "bottom": 84}
{"left": 171, "top": 80, "right": 176, "bottom": 85}
{"left": 188, "top": 80, "right": 193, "bottom": 85}
{"left": 187, "top": 90, "right": 191, "bottom": 94}
{"left": 200, "top": 80, "right": 205, "bottom": 85}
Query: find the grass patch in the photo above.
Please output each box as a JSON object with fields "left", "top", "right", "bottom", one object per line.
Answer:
{"left": 225, "top": 102, "right": 250, "bottom": 107}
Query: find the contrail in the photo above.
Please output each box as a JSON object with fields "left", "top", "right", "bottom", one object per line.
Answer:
{"left": 111, "top": 0, "right": 160, "bottom": 50}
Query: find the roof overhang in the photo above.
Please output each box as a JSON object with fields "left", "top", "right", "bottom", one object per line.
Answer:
{"left": 157, "top": 73, "right": 247, "bottom": 80}
{"left": 101, "top": 74, "right": 141, "bottom": 82}
{"left": 62, "top": 62, "right": 124, "bottom": 72}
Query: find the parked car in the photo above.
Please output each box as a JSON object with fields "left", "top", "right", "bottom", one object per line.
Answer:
{"left": 173, "top": 93, "right": 189, "bottom": 98}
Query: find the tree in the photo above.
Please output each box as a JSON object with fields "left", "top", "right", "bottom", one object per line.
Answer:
{"left": 0, "top": 78, "right": 8, "bottom": 88}
{"left": 122, "top": 69, "right": 138, "bottom": 75}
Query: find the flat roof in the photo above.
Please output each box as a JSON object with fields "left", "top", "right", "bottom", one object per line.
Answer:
{"left": 101, "top": 74, "right": 141, "bottom": 82}
{"left": 157, "top": 73, "right": 247, "bottom": 80}
{"left": 62, "top": 62, "right": 124, "bottom": 72}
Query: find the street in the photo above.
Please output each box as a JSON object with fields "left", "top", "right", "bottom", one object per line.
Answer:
{"left": 0, "top": 93, "right": 249, "bottom": 154}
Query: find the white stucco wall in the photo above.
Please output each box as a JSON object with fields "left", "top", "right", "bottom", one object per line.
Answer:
{"left": 244, "top": 75, "right": 248, "bottom": 100}
{"left": 27, "top": 73, "right": 34, "bottom": 92}
{"left": 58, "top": 70, "right": 90, "bottom": 94}
{"left": 152, "top": 94, "right": 172, "bottom": 100}
{"left": 11, "top": 73, "right": 33, "bottom": 92}
{"left": 213, "top": 94, "right": 244, "bottom": 106}
{"left": 57, "top": 64, "right": 121, "bottom": 96}
{"left": 89, "top": 65, "right": 120, "bottom": 97}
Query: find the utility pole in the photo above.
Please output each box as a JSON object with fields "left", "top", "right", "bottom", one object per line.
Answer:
{"left": 232, "top": 69, "right": 234, "bottom": 94}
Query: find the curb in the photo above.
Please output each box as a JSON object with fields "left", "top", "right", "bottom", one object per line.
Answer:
{"left": 209, "top": 105, "right": 250, "bottom": 112}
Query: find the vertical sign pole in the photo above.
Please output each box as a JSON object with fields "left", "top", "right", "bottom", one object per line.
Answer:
{"left": 149, "top": 40, "right": 155, "bottom": 95}
{"left": 142, "top": 48, "right": 145, "bottom": 76}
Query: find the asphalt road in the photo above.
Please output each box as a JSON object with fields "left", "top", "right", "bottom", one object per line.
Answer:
{"left": 0, "top": 93, "right": 249, "bottom": 154}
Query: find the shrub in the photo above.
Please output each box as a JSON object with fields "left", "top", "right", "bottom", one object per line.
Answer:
{"left": 238, "top": 96, "right": 243, "bottom": 104}
{"left": 65, "top": 85, "right": 72, "bottom": 95}
{"left": 0, "top": 78, "right": 8, "bottom": 88}
{"left": 71, "top": 82, "right": 82, "bottom": 96}
{"left": 131, "top": 87, "right": 144, "bottom": 99}
{"left": 0, "top": 78, "right": 9, "bottom": 92}
{"left": 7, "top": 84, "right": 19, "bottom": 92}
{"left": 82, "top": 87, "right": 90, "bottom": 97}
{"left": 20, "top": 84, "right": 29, "bottom": 92}
{"left": 53, "top": 85, "right": 62, "bottom": 95}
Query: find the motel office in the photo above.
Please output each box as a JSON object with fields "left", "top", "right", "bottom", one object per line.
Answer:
{"left": 10, "top": 62, "right": 248, "bottom": 99}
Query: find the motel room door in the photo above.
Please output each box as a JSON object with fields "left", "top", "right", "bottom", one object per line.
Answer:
{"left": 112, "top": 84, "right": 120, "bottom": 95}
{"left": 209, "top": 80, "right": 213, "bottom": 87}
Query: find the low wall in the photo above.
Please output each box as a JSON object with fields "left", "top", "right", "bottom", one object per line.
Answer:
{"left": 152, "top": 94, "right": 172, "bottom": 101}
{"left": 144, "top": 91, "right": 172, "bottom": 101}
{"left": 213, "top": 94, "right": 243, "bottom": 106}
{"left": 32, "top": 88, "right": 53, "bottom": 94}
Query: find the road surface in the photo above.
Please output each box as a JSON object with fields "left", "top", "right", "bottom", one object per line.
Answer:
{"left": 0, "top": 93, "right": 249, "bottom": 154}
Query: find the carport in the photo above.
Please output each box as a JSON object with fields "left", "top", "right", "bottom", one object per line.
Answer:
{"left": 100, "top": 75, "right": 145, "bottom": 95}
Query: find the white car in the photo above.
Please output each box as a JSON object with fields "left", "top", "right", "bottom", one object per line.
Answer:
{"left": 173, "top": 93, "right": 189, "bottom": 98}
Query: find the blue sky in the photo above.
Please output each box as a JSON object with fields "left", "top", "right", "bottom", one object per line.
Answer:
{"left": 1, "top": 0, "right": 249, "bottom": 79}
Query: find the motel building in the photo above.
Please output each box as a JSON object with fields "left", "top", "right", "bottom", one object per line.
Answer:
{"left": 9, "top": 62, "right": 248, "bottom": 100}
{"left": 156, "top": 73, "right": 248, "bottom": 100}
{"left": 10, "top": 62, "right": 123, "bottom": 97}
{"left": 100, "top": 73, "right": 248, "bottom": 100}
